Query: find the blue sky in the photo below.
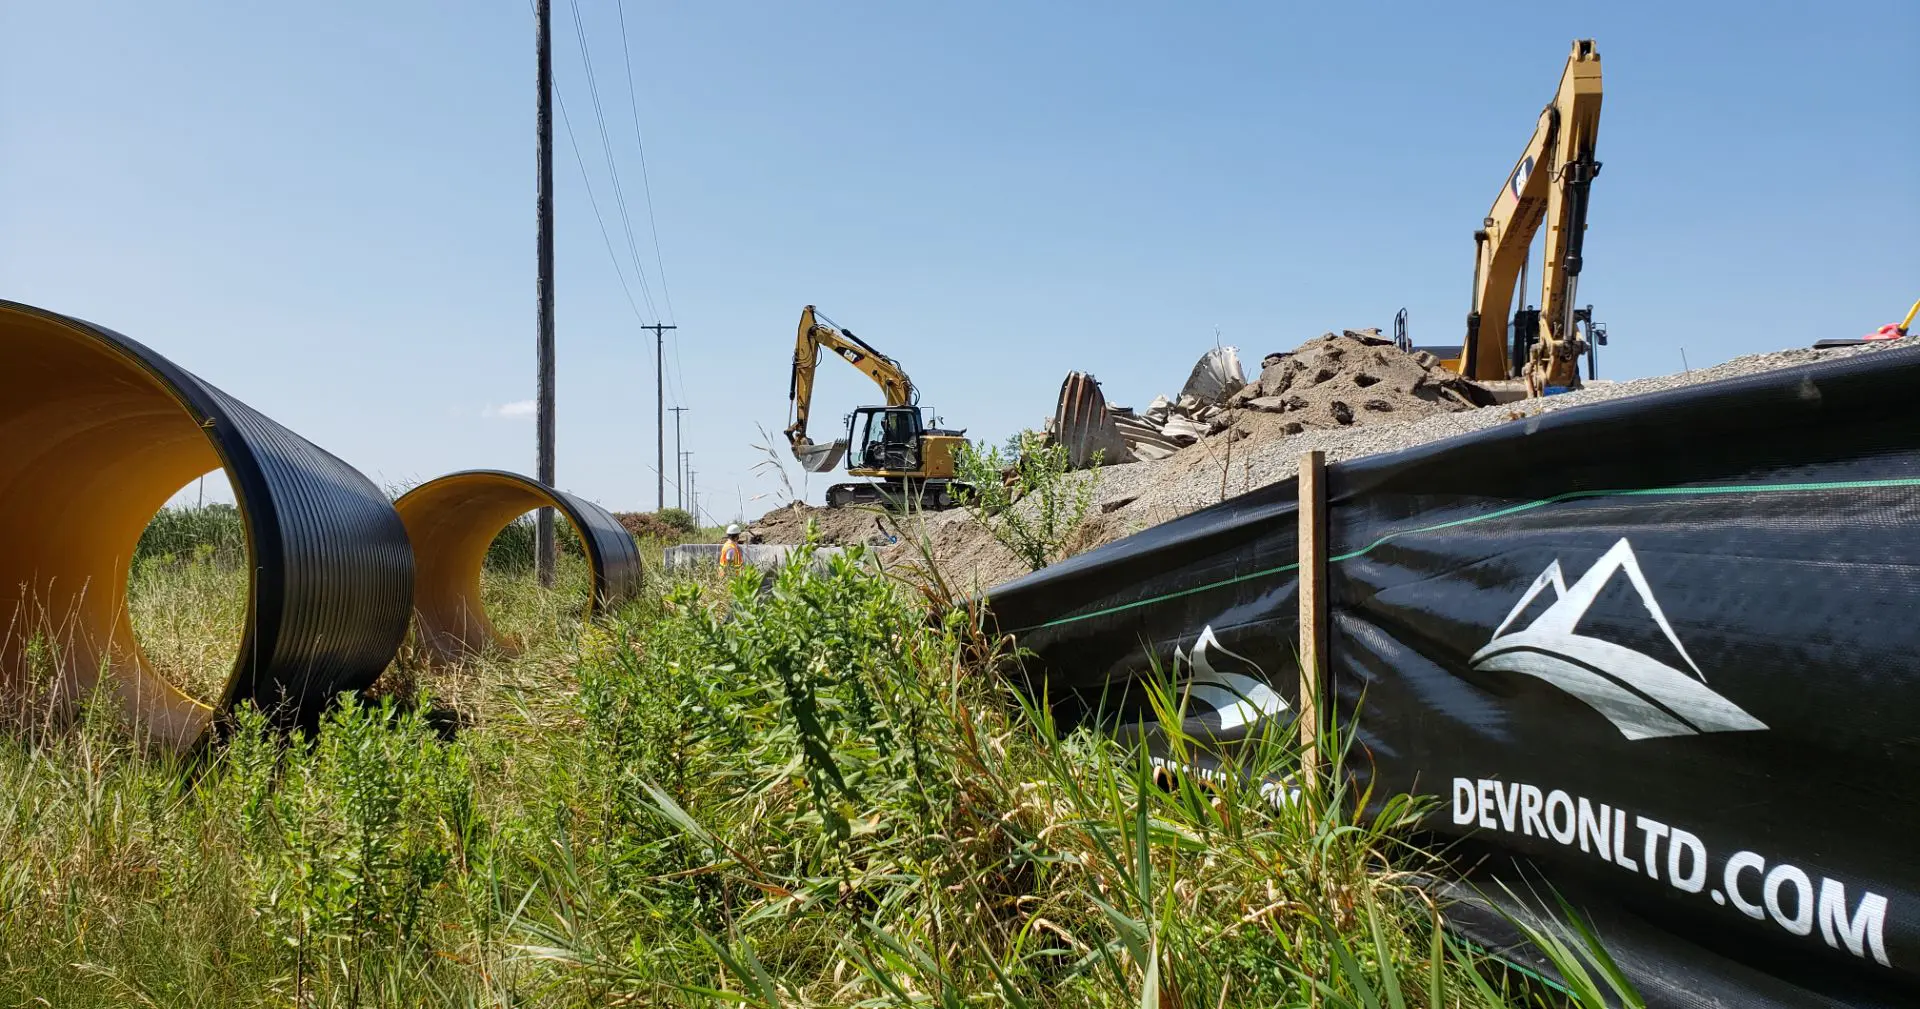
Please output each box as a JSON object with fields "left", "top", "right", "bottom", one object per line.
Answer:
{"left": 4, "top": 1, "right": 1915, "bottom": 521}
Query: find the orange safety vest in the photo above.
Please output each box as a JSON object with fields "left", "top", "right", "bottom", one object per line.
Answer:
{"left": 718, "top": 539, "right": 744, "bottom": 570}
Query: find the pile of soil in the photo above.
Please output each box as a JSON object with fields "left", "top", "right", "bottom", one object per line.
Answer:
{"left": 1225, "top": 329, "right": 1493, "bottom": 434}
{"left": 748, "top": 500, "right": 901, "bottom": 547}
{"left": 745, "top": 499, "right": 1032, "bottom": 590}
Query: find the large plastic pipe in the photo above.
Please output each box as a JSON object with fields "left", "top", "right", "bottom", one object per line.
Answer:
{"left": 393, "top": 470, "right": 641, "bottom": 661}
{"left": 0, "top": 300, "right": 414, "bottom": 750}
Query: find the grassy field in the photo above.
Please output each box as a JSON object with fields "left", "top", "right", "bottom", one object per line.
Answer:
{"left": 0, "top": 510, "right": 1636, "bottom": 1007}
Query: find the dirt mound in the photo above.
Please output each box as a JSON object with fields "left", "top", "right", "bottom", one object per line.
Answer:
{"left": 748, "top": 500, "right": 899, "bottom": 547}
{"left": 1225, "top": 329, "right": 1492, "bottom": 435}
{"left": 741, "top": 500, "right": 1032, "bottom": 591}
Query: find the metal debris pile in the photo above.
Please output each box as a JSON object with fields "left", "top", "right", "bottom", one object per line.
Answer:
{"left": 1048, "top": 347, "right": 1246, "bottom": 465}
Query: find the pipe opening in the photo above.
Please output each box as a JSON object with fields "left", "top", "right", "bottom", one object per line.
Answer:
{"left": 126, "top": 470, "right": 247, "bottom": 709}
{"left": 394, "top": 473, "right": 603, "bottom": 663}
{"left": 1, "top": 314, "right": 239, "bottom": 748}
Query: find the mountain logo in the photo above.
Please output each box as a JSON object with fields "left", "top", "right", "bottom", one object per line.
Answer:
{"left": 1469, "top": 538, "right": 1767, "bottom": 741}
{"left": 1172, "top": 626, "right": 1289, "bottom": 732}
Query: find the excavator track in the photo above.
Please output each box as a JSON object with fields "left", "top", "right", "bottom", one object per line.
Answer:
{"left": 826, "top": 479, "right": 971, "bottom": 512}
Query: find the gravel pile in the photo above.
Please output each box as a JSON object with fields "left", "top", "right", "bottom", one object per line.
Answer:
{"left": 1091, "top": 335, "right": 1919, "bottom": 532}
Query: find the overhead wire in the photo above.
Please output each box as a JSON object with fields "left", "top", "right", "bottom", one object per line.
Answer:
{"left": 530, "top": 0, "right": 692, "bottom": 501}
{"left": 572, "top": 0, "right": 691, "bottom": 417}
{"left": 614, "top": 0, "right": 677, "bottom": 327}
{"left": 554, "top": 91, "right": 648, "bottom": 328}
{"left": 612, "top": 0, "right": 689, "bottom": 410}
{"left": 564, "top": 97, "right": 686, "bottom": 499}
{"left": 564, "top": 0, "right": 660, "bottom": 324}
{"left": 529, "top": 0, "right": 647, "bottom": 329}
{"left": 668, "top": 330, "right": 691, "bottom": 414}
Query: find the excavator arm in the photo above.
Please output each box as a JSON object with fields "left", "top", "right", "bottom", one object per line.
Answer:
{"left": 785, "top": 305, "right": 916, "bottom": 472}
{"left": 1459, "top": 39, "right": 1603, "bottom": 391}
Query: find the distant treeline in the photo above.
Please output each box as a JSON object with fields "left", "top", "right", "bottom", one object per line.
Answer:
{"left": 133, "top": 504, "right": 694, "bottom": 571}
{"left": 135, "top": 503, "right": 247, "bottom": 567}
{"left": 481, "top": 515, "right": 586, "bottom": 572}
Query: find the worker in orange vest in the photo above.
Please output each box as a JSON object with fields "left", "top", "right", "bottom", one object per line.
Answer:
{"left": 718, "top": 524, "right": 746, "bottom": 573}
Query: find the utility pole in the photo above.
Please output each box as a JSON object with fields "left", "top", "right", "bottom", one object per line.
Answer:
{"left": 688, "top": 469, "right": 698, "bottom": 525}
{"left": 534, "top": 0, "right": 558, "bottom": 587}
{"left": 642, "top": 322, "right": 677, "bottom": 510}
{"left": 669, "top": 406, "right": 689, "bottom": 509}
{"left": 678, "top": 450, "right": 693, "bottom": 511}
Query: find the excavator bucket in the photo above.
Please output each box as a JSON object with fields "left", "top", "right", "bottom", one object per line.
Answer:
{"left": 794, "top": 439, "right": 848, "bottom": 474}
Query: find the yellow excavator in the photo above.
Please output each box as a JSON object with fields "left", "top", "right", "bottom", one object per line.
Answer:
{"left": 784, "top": 305, "right": 972, "bottom": 510}
{"left": 1440, "top": 39, "right": 1607, "bottom": 397}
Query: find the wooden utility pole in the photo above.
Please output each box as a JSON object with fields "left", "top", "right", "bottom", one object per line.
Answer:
{"left": 669, "top": 406, "right": 689, "bottom": 509}
{"left": 1297, "top": 450, "right": 1328, "bottom": 791}
{"left": 534, "top": 0, "right": 557, "bottom": 587}
{"left": 643, "top": 323, "right": 678, "bottom": 510}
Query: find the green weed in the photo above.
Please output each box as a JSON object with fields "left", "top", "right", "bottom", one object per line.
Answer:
{"left": 954, "top": 430, "right": 1102, "bottom": 572}
{"left": 0, "top": 521, "right": 1636, "bottom": 1007}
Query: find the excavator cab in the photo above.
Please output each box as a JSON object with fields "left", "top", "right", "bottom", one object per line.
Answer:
{"left": 847, "top": 406, "right": 925, "bottom": 474}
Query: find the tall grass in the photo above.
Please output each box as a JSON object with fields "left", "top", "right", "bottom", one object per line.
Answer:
{"left": 0, "top": 523, "right": 1633, "bottom": 1006}
{"left": 483, "top": 515, "right": 588, "bottom": 572}
{"left": 135, "top": 503, "right": 246, "bottom": 567}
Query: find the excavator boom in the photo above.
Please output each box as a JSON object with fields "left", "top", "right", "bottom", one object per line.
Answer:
{"left": 1455, "top": 39, "right": 1603, "bottom": 393}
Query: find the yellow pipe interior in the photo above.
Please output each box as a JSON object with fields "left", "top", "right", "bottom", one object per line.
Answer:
{"left": 0, "top": 306, "right": 227, "bottom": 749}
{"left": 394, "top": 473, "right": 597, "bottom": 662}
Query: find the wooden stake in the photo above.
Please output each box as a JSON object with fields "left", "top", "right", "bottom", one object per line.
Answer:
{"left": 1297, "top": 450, "right": 1328, "bottom": 791}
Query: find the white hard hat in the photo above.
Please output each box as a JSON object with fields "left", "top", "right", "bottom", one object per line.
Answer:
{"left": 726, "top": 523, "right": 742, "bottom": 536}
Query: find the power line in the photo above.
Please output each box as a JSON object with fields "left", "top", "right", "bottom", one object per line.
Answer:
{"left": 526, "top": 0, "right": 650, "bottom": 331}
{"left": 607, "top": 0, "right": 686, "bottom": 416}
{"left": 572, "top": 0, "right": 685, "bottom": 417}
{"left": 668, "top": 329, "right": 690, "bottom": 411}
{"left": 564, "top": 0, "right": 659, "bottom": 322}
{"left": 614, "top": 0, "right": 676, "bottom": 326}
{"left": 529, "top": 0, "right": 701, "bottom": 512}
{"left": 555, "top": 91, "right": 648, "bottom": 326}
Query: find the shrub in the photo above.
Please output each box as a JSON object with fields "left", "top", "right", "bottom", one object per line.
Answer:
{"left": 953, "top": 429, "right": 1101, "bottom": 571}
{"left": 655, "top": 507, "right": 698, "bottom": 534}
{"left": 614, "top": 509, "right": 699, "bottom": 542}
{"left": 234, "top": 697, "right": 471, "bottom": 988}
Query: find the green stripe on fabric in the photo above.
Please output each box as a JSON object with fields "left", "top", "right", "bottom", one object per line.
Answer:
{"left": 1017, "top": 476, "right": 1920, "bottom": 632}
